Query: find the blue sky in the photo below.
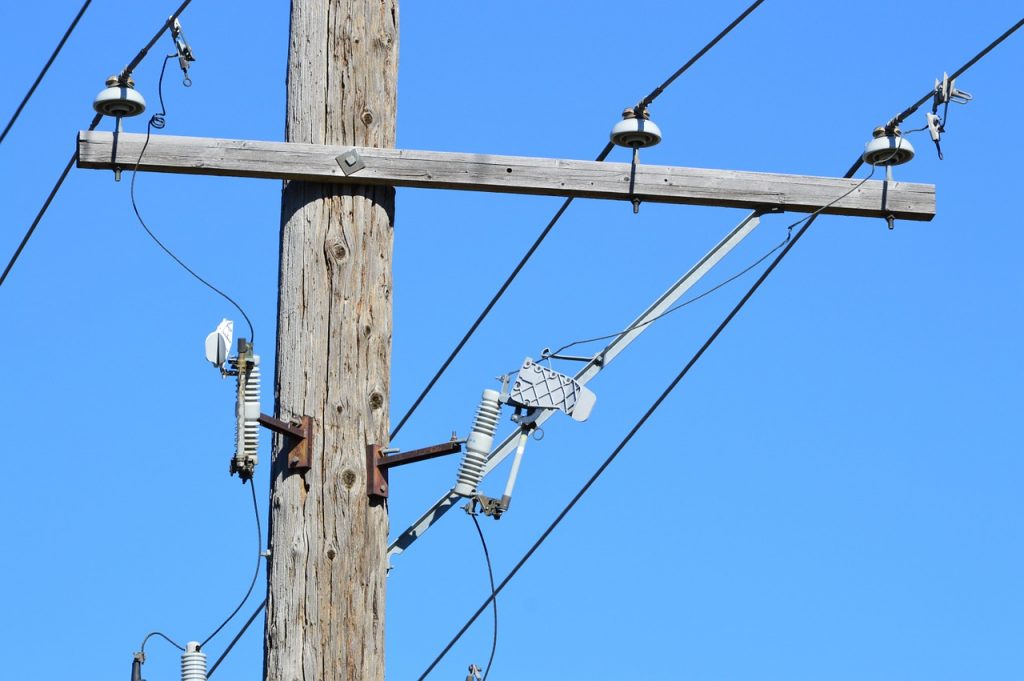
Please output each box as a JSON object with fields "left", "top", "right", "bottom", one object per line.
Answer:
{"left": 2, "top": 2, "right": 1022, "bottom": 679}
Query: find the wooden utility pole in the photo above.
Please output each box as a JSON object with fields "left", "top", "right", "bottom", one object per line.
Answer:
{"left": 264, "top": 2, "right": 397, "bottom": 681}
{"left": 74, "top": 7, "right": 938, "bottom": 678}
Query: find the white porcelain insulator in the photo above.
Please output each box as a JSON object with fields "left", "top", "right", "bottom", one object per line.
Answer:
{"left": 233, "top": 355, "right": 261, "bottom": 478}
{"left": 181, "top": 642, "right": 207, "bottom": 681}
{"left": 453, "top": 389, "right": 502, "bottom": 497}
{"left": 93, "top": 85, "right": 147, "bottom": 117}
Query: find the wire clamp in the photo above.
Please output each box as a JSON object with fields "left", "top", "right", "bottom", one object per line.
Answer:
{"left": 466, "top": 664, "right": 483, "bottom": 681}
{"left": 933, "top": 72, "right": 973, "bottom": 108}
{"left": 170, "top": 18, "right": 196, "bottom": 86}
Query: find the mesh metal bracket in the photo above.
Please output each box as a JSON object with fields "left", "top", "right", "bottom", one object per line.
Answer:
{"left": 505, "top": 357, "right": 596, "bottom": 422}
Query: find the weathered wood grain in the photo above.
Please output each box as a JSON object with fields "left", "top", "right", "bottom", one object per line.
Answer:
{"left": 77, "top": 131, "right": 936, "bottom": 221}
{"left": 264, "top": 2, "right": 396, "bottom": 681}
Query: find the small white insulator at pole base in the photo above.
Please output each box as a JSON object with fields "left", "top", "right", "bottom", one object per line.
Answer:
{"left": 453, "top": 389, "right": 502, "bottom": 497}
{"left": 181, "top": 642, "right": 207, "bottom": 681}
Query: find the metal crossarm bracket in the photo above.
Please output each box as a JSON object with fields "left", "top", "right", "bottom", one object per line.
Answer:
{"left": 367, "top": 437, "right": 463, "bottom": 500}
{"left": 258, "top": 413, "right": 314, "bottom": 473}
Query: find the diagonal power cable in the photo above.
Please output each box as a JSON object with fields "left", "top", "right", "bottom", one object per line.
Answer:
{"left": 0, "top": 0, "right": 93, "bottom": 145}
{"left": 0, "top": 0, "right": 195, "bottom": 290}
{"left": 415, "top": 15, "right": 1024, "bottom": 678}
{"left": 389, "top": 0, "right": 767, "bottom": 441}
{"left": 0, "top": 112, "right": 101, "bottom": 288}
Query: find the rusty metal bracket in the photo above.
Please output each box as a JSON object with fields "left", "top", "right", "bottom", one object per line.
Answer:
{"left": 259, "top": 413, "right": 314, "bottom": 473}
{"left": 367, "top": 437, "right": 463, "bottom": 500}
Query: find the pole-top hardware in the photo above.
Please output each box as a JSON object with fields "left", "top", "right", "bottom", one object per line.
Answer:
{"left": 933, "top": 72, "right": 973, "bottom": 108}
{"left": 611, "top": 107, "right": 663, "bottom": 214}
{"left": 337, "top": 149, "right": 366, "bottom": 175}
{"left": 258, "top": 413, "right": 314, "bottom": 473}
{"left": 181, "top": 641, "right": 207, "bottom": 681}
{"left": 93, "top": 74, "right": 146, "bottom": 118}
{"left": 610, "top": 107, "right": 663, "bottom": 149}
{"left": 170, "top": 18, "right": 196, "bottom": 87}
{"left": 863, "top": 126, "right": 915, "bottom": 167}
{"left": 367, "top": 435, "right": 464, "bottom": 501}
{"left": 451, "top": 358, "right": 598, "bottom": 518}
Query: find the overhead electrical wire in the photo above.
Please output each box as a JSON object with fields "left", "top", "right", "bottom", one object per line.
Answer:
{"left": 0, "top": 114, "right": 100, "bottom": 289}
{"left": 133, "top": 478, "right": 262, "bottom": 674}
{"left": 0, "top": 0, "right": 93, "bottom": 145}
{"left": 469, "top": 512, "right": 498, "bottom": 681}
{"left": 543, "top": 229, "right": 794, "bottom": 359}
{"left": 130, "top": 54, "right": 257, "bottom": 342}
{"left": 414, "top": 167, "right": 878, "bottom": 681}
{"left": 388, "top": 0, "right": 767, "bottom": 442}
{"left": 140, "top": 630, "right": 186, "bottom": 654}
{"left": 207, "top": 599, "right": 266, "bottom": 678}
{"left": 199, "top": 479, "right": 263, "bottom": 649}
{"left": 0, "top": 0, "right": 196, "bottom": 290}
{"left": 416, "top": 15, "right": 1024, "bottom": 675}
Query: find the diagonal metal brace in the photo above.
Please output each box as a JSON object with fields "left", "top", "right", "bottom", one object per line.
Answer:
{"left": 367, "top": 438, "right": 463, "bottom": 500}
{"left": 259, "top": 413, "right": 314, "bottom": 473}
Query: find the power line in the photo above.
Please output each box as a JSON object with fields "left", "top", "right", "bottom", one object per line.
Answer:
{"left": 129, "top": 54, "right": 257, "bottom": 343}
{"left": 389, "top": 0, "right": 767, "bottom": 442}
{"left": 123, "top": 0, "right": 196, "bottom": 79}
{"left": 469, "top": 511, "right": 498, "bottom": 681}
{"left": 388, "top": 151, "right": 607, "bottom": 441}
{"left": 199, "top": 479, "right": 263, "bottom": 648}
{"left": 636, "top": 0, "right": 765, "bottom": 112}
{"left": 417, "top": 16, "right": 1024, "bottom": 676}
{"left": 544, "top": 231, "right": 792, "bottom": 358}
{"left": 0, "top": 0, "right": 92, "bottom": 145}
{"left": 414, "top": 169, "right": 877, "bottom": 681}
{"left": 207, "top": 599, "right": 266, "bottom": 678}
{"left": 0, "top": 112, "right": 101, "bottom": 289}
{"left": 140, "top": 630, "right": 186, "bottom": 653}
{"left": 888, "top": 16, "right": 1024, "bottom": 129}
{"left": 0, "top": 0, "right": 198, "bottom": 290}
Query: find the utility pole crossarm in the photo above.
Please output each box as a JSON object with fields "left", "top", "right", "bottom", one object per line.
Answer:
{"left": 77, "top": 131, "right": 936, "bottom": 220}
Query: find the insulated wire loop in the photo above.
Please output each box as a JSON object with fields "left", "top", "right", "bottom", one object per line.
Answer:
{"left": 130, "top": 55, "right": 257, "bottom": 344}
{"left": 140, "top": 631, "right": 186, "bottom": 653}
{"left": 0, "top": 0, "right": 92, "bottom": 145}
{"left": 389, "top": 0, "right": 767, "bottom": 441}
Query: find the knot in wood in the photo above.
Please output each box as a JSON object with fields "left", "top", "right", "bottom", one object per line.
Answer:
{"left": 361, "top": 110, "right": 375, "bottom": 125}
{"left": 341, "top": 469, "right": 357, "bottom": 488}
{"left": 326, "top": 238, "right": 348, "bottom": 262}
{"left": 369, "top": 391, "right": 384, "bottom": 410}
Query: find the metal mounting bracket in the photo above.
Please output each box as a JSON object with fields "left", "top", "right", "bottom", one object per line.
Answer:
{"left": 258, "top": 413, "right": 314, "bottom": 473}
{"left": 367, "top": 437, "right": 463, "bottom": 500}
